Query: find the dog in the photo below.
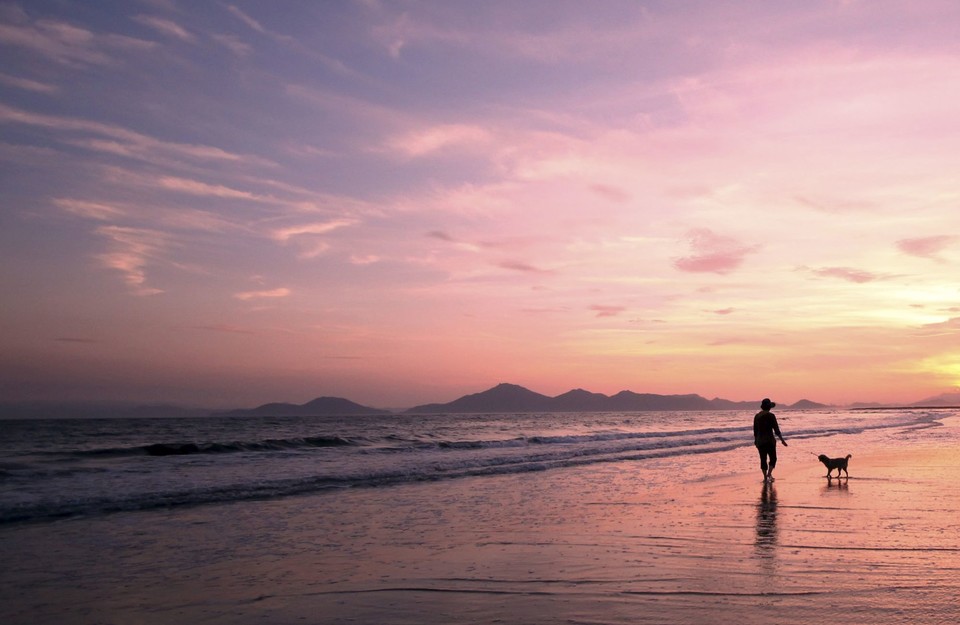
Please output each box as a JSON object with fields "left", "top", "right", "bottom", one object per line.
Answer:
{"left": 817, "top": 454, "right": 852, "bottom": 478}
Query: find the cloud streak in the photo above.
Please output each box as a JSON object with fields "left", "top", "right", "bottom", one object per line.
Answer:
{"left": 95, "top": 226, "right": 168, "bottom": 296}
{"left": 234, "top": 288, "right": 291, "bottom": 301}
{"left": 897, "top": 236, "right": 956, "bottom": 260}
{"left": 673, "top": 229, "right": 759, "bottom": 275}
{"left": 810, "top": 267, "right": 885, "bottom": 284}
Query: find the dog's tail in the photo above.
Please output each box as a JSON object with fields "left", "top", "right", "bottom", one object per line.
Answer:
{"left": 846, "top": 454, "right": 852, "bottom": 460}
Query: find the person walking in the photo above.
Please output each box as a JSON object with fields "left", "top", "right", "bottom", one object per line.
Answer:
{"left": 754, "top": 398, "right": 787, "bottom": 481}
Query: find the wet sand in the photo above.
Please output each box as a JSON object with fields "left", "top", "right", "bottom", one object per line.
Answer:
{"left": 3, "top": 441, "right": 959, "bottom": 624}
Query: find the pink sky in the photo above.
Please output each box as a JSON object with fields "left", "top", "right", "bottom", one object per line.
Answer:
{"left": 2, "top": 1, "right": 959, "bottom": 408}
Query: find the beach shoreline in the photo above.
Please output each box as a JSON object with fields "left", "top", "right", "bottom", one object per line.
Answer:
{"left": 2, "top": 419, "right": 959, "bottom": 625}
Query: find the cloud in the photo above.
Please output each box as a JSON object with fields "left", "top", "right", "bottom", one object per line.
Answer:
{"left": 897, "top": 235, "right": 956, "bottom": 260}
{"left": 192, "top": 324, "right": 257, "bottom": 335}
{"left": 497, "top": 260, "right": 550, "bottom": 273}
{"left": 350, "top": 254, "right": 381, "bottom": 265}
{"left": 0, "top": 72, "right": 58, "bottom": 93}
{"left": 226, "top": 5, "right": 268, "bottom": 34}
{"left": 54, "top": 337, "right": 99, "bottom": 344}
{"left": 233, "top": 287, "right": 291, "bottom": 301}
{"left": 226, "top": 4, "right": 353, "bottom": 75}
{"left": 211, "top": 33, "right": 252, "bottom": 56}
{"left": 132, "top": 15, "right": 194, "bottom": 42}
{"left": 589, "top": 183, "right": 631, "bottom": 203}
{"left": 673, "top": 229, "right": 758, "bottom": 274}
{"left": 271, "top": 219, "right": 357, "bottom": 242}
{"left": 0, "top": 16, "right": 155, "bottom": 67}
{"left": 810, "top": 266, "right": 882, "bottom": 283}
{"left": 0, "top": 104, "right": 264, "bottom": 166}
{"left": 711, "top": 308, "right": 736, "bottom": 315}
{"left": 95, "top": 226, "right": 168, "bottom": 295}
{"left": 590, "top": 305, "right": 626, "bottom": 318}
{"left": 388, "top": 124, "right": 491, "bottom": 157}
{"left": 54, "top": 198, "right": 126, "bottom": 220}
{"left": 426, "top": 230, "right": 484, "bottom": 253}
{"left": 427, "top": 230, "right": 456, "bottom": 242}
{"left": 156, "top": 175, "right": 261, "bottom": 200}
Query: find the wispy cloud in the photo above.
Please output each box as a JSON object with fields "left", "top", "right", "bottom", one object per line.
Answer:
{"left": 590, "top": 305, "right": 626, "bottom": 318}
{"left": 589, "top": 183, "right": 631, "bottom": 203}
{"left": 95, "top": 226, "right": 168, "bottom": 295}
{"left": 427, "top": 230, "right": 484, "bottom": 253}
{"left": 270, "top": 219, "right": 358, "bottom": 259}
{"left": 810, "top": 266, "right": 883, "bottom": 284}
{"left": 349, "top": 254, "right": 381, "bottom": 265}
{"left": 55, "top": 195, "right": 243, "bottom": 235}
{"left": 897, "top": 235, "right": 956, "bottom": 261}
{"left": 0, "top": 71, "right": 58, "bottom": 93}
{"left": 0, "top": 104, "right": 265, "bottom": 166}
{"left": 271, "top": 219, "right": 358, "bottom": 242}
{"left": 673, "top": 229, "right": 758, "bottom": 274}
{"left": 0, "top": 16, "right": 155, "bottom": 67}
{"left": 226, "top": 4, "right": 354, "bottom": 75}
{"left": 234, "top": 287, "right": 291, "bottom": 301}
{"left": 211, "top": 33, "right": 252, "bottom": 56}
{"left": 192, "top": 324, "right": 257, "bottom": 335}
{"left": 497, "top": 260, "right": 551, "bottom": 274}
{"left": 132, "top": 15, "right": 194, "bottom": 42}
{"left": 54, "top": 336, "right": 99, "bottom": 344}
{"left": 156, "top": 175, "right": 262, "bottom": 200}
{"left": 54, "top": 198, "right": 126, "bottom": 220}
{"left": 226, "top": 5, "right": 269, "bottom": 35}
{"left": 388, "top": 124, "right": 491, "bottom": 157}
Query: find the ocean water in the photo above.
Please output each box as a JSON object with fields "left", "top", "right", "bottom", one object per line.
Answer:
{"left": 3, "top": 407, "right": 959, "bottom": 625}
{"left": 0, "top": 407, "right": 949, "bottom": 525}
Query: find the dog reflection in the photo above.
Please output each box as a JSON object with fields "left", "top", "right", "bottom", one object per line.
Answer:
{"left": 824, "top": 475, "right": 849, "bottom": 491}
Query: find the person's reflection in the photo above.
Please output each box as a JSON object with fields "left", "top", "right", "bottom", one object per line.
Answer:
{"left": 755, "top": 480, "right": 779, "bottom": 560}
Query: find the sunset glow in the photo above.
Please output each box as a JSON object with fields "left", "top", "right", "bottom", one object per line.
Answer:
{"left": 2, "top": 1, "right": 959, "bottom": 408}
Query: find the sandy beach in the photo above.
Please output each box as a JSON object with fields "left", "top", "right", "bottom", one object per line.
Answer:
{"left": 2, "top": 414, "right": 959, "bottom": 625}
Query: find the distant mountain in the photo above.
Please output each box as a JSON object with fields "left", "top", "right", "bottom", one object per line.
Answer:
{"left": 223, "top": 396, "right": 389, "bottom": 417}
{"left": 549, "top": 388, "right": 612, "bottom": 411}
{"left": 847, "top": 401, "right": 885, "bottom": 409}
{"left": 407, "top": 383, "right": 553, "bottom": 414}
{"left": 912, "top": 392, "right": 960, "bottom": 407}
{"left": 788, "top": 399, "right": 830, "bottom": 410}
{"left": 405, "top": 383, "right": 818, "bottom": 414}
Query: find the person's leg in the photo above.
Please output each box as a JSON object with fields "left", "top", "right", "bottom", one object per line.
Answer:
{"left": 757, "top": 447, "right": 768, "bottom": 478}
{"left": 767, "top": 445, "right": 778, "bottom": 479}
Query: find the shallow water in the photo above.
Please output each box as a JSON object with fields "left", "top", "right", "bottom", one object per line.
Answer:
{"left": 0, "top": 408, "right": 940, "bottom": 523}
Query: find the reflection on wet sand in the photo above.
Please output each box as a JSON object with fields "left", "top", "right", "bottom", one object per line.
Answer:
{"left": 823, "top": 476, "right": 850, "bottom": 493}
{"left": 754, "top": 480, "right": 778, "bottom": 558}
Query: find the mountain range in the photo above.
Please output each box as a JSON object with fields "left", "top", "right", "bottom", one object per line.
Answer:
{"left": 403, "top": 383, "right": 827, "bottom": 414}
{"left": 222, "top": 383, "right": 829, "bottom": 416}
{"left": 5, "top": 385, "right": 958, "bottom": 419}
{"left": 220, "top": 396, "right": 390, "bottom": 417}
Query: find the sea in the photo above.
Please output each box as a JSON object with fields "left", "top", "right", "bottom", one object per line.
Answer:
{"left": 1, "top": 406, "right": 951, "bottom": 526}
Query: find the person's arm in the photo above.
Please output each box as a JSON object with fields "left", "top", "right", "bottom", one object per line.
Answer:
{"left": 772, "top": 415, "right": 787, "bottom": 446}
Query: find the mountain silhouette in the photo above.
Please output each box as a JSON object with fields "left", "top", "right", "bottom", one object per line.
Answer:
{"left": 407, "top": 383, "right": 553, "bottom": 413}
{"left": 912, "top": 392, "right": 960, "bottom": 407}
{"left": 404, "top": 383, "right": 808, "bottom": 414}
{"left": 223, "top": 396, "right": 389, "bottom": 417}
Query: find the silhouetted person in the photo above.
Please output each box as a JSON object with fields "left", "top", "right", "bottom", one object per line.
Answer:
{"left": 753, "top": 398, "right": 787, "bottom": 481}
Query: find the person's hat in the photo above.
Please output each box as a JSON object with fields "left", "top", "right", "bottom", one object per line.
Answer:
{"left": 761, "top": 398, "right": 776, "bottom": 410}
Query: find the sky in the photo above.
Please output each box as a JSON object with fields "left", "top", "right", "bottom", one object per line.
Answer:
{"left": 2, "top": 0, "right": 960, "bottom": 409}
